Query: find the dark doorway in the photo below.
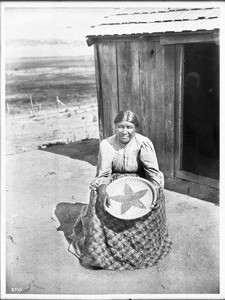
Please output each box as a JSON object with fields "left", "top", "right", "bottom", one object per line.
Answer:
{"left": 182, "top": 43, "right": 219, "bottom": 180}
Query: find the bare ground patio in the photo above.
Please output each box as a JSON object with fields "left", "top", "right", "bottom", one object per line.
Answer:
{"left": 3, "top": 139, "right": 220, "bottom": 298}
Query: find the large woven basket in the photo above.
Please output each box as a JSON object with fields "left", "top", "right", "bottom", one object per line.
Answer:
{"left": 106, "top": 176, "right": 157, "bottom": 220}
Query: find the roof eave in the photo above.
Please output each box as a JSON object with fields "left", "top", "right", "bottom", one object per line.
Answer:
{"left": 86, "top": 28, "right": 219, "bottom": 46}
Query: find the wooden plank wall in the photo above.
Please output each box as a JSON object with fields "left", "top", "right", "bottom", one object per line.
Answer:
{"left": 138, "top": 41, "right": 156, "bottom": 141}
{"left": 96, "top": 39, "right": 166, "bottom": 171}
{"left": 97, "top": 42, "right": 119, "bottom": 138}
{"left": 138, "top": 40, "right": 165, "bottom": 171}
{"left": 116, "top": 41, "right": 141, "bottom": 116}
{"left": 153, "top": 42, "right": 165, "bottom": 171}
{"left": 95, "top": 37, "right": 219, "bottom": 203}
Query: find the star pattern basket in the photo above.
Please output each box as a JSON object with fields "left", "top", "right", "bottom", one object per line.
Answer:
{"left": 106, "top": 176, "right": 157, "bottom": 220}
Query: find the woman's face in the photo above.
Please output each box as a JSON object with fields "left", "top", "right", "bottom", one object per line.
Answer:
{"left": 115, "top": 121, "right": 136, "bottom": 144}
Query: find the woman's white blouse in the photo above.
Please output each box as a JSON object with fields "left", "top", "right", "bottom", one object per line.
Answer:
{"left": 91, "top": 133, "right": 164, "bottom": 189}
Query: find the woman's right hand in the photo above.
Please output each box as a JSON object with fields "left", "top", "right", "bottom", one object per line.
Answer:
{"left": 98, "top": 184, "right": 111, "bottom": 211}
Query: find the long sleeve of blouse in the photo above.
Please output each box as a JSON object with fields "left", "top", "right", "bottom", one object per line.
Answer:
{"left": 139, "top": 138, "right": 163, "bottom": 187}
{"left": 90, "top": 139, "right": 115, "bottom": 189}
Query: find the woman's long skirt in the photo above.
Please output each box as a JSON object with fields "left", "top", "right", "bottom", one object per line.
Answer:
{"left": 69, "top": 175, "right": 172, "bottom": 271}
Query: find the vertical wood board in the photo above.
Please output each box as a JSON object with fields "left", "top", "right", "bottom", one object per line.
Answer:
{"left": 174, "top": 44, "right": 184, "bottom": 173}
{"left": 116, "top": 41, "right": 140, "bottom": 115}
{"left": 139, "top": 40, "right": 156, "bottom": 139}
{"left": 138, "top": 40, "right": 150, "bottom": 136}
{"left": 94, "top": 45, "right": 103, "bottom": 140}
{"left": 138, "top": 40, "right": 164, "bottom": 171}
{"left": 164, "top": 45, "right": 175, "bottom": 178}
{"left": 154, "top": 42, "right": 165, "bottom": 171}
{"left": 98, "top": 42, "right": 119, "bottom": 138}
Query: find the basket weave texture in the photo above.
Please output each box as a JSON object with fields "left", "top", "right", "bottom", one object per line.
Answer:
{"left": 106, "top": 176, "right": 157, "bottom": 220}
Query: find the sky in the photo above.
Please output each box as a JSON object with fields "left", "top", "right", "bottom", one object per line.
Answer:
{"left": 2, "top": 1, "right": 225, "bottom": 59}
{"left": 3, "top": 5, "right": 116, "bottom": 58}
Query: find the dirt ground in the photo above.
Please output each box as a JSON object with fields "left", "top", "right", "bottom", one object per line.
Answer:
{"left": 3, "top": 105, "right": 220, "bottom": 298}
{"left": 5, "top": 101, "right": 99, "bottom": 155}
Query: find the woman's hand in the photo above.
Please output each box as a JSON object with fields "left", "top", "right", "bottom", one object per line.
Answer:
{"left": 98, "top": 184, "right": 111, "bottom": 211}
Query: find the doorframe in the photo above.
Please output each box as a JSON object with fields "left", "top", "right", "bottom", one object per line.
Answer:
{"left": 174, "top": 42, "right": 219, "bottom": 190}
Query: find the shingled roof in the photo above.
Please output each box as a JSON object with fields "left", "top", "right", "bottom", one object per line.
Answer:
{"left": 87, "top": 7, "right": 220, "bottom": 37}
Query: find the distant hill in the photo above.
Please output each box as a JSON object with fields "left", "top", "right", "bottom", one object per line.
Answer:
{"left": 6, "top": 39, "right": 87, "bottom": 47}
{"left": 6, "top": 38, "right": 94, "bottom": 59}
{"left": 6, "top": 55, "right": 94, "bottom": 71}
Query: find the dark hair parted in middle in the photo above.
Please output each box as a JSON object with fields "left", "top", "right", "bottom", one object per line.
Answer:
{"left": 114, "top": 110, "right": 140, "bottom": 128}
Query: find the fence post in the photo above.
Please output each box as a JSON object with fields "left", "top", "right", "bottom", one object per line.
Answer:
{"left": 7, "top": 102, "right": 11, "bottom": 114}
{"left": 30, "top": 95, "right": 34, "bottom": 114}
{"left": 56, "top": 96, "right": 68, "bottom": 109}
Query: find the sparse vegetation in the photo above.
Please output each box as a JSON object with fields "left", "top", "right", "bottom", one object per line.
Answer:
{"left": 5, "top": 56, "right": 97, "bottom": 114}
{"left": 5, "top": 55, "right": 99, "bottom": 155}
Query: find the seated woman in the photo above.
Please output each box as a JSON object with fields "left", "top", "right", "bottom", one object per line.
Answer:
{"left": 69, "top": 110, "right": 172, "bottom": 270}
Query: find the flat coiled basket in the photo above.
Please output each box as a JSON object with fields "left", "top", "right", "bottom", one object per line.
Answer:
{"left": 106, "top": 176, "right": 157, "bottom": 220}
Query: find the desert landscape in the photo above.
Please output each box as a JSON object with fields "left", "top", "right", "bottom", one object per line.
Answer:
{"left": 5, "top": 55, "right": 99, "bottom": 155}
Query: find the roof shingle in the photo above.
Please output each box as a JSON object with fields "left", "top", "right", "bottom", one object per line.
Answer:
{"left": 86, "top": 7, "right": 220, "bottom": 37}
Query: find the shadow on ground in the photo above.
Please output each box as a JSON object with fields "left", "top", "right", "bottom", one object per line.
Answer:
{"left": 54, "top": 202, "right": 86, "bottom": 244}
{"left": 39, "top": 138, "right": 99, "bottom": 166}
